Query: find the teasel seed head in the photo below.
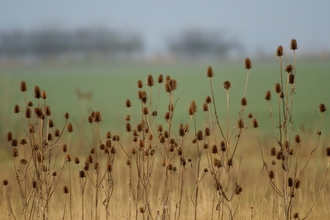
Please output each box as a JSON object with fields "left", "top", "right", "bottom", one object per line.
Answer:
{"left": 319, "top": 103, "right": 327, "bottom": 113}
{"left": 164, "top": 130, "right": 169, "bottom": 138}
{"left": 54, "top": 129, "right": 60, "bottom": 137}
{"left": 276, "top": 45, "right": 284, "bottom": 57}
{"left": 7, "top": 132, "right": 13, "bottom": 142}
{"left": 245, "top": 58, "right": 252, "bottom": 69}
{"left": 34, "top": 107, "right": 43, "bottom": 118}
{"left": 167, "top": 163, "right": 173, "bottom": 171}
{"left": 125, "top": 99, "right": 131, "bottom": 108}
{"left": 241, "top": 97, "right": 247, "bottom": 106}
{"left": 3, "top": 179, "right": 9, "bottom": 186}
{"left": 294, "top": 179, "right": 301, "bottom": 189}
{"left": 41, "top": 90, "right": 47, "bottom": 99}
{"left": 48, "top": 133, "right": 53, "bottom": 141}
{"left": 146, "top": 74, "right": 154, "bottom": 87}
{"left": 62, "top": 144, "right": 67, "bottom": 153}
{"left": 48, "top": 119, "right": 54, "bottom": 128}
{"left": 94, "top": 111, "right": 101, "bottom": 123}
{"left": 235, "top": 185, "right": 243, "bottom": 195}
{"left": 206, "top": 66, "right": 214, "bottom": 77}
{"left": 63, "top": 186, "right": 69, "bottom": 194}
{"left": 223, "top": 80, "right": 231, "bottom": 90}
{"left": 20, "top": 81, "right": 27, "bottom": 92}
{"left": 179, "top": 127, "right": 185, "bottom": 137}
{"left": 290, "top": 39, "right": 298, "bottom": 51}
{"left": 202, "top": 103, "right": 209, "bottom": 112}
{"left": 34, "top": 86, "right": 41, "bottom": 99}
{"left": 45, "top": 106, "right": 51, "bottom": 116}
{"left": 137, "top": 80, "right": 143, "bottom": 88}
{"left": 164, "top": 111, "right": 172, "bottom": 120}
{"left": 14, "top": 104, "right": 20, "bottom": 114}
{"left": 271, "top": 147, "right": 276, "bottom": 156}
{"left": 326, "top": 147, "right": 330, "bottom": 157}
{"left": 220, "top": 141, "right": 226, "bottom": 152}
{"left": 275, "top": 83, "right": 281, "bottom": 94}
{"left": 12, "top": 148, "right": 18, "bottom": 157}
{"left": 237, "top": 119, "right": 244, "bottom": 129}
{"left": 276, "top": 151, "right": 283, "bottom": 160}
{"left": 170, "top": 79, "right": 177, "bottom": 90}
{"left": 131, "top": 147, "right": 137, "bottom": 155}
{"left": 113, "top": 135, "right": 120, "bottom": 141}
{"left": 285, "top": 65, "right": 293, "bottom": 73}
{"left": 66, "top": 154, "right": 71, "bottom": 162}
{"left": 28, "top": 101, "right": 33, "bottom": 107}
{"left": 83, "top": 164, "right": 89, "bottom": 171}
{"left": 106, "top": 131, "right": 112, "bottom": 139}
{"left": 143, "top": 106, "right": 149, "bottom": 115}
{"left": 158, "top": 74, "right": 163, "bottom": 83}
{"left": 205, "top": 127, "right": 211, "bottom": 136}
{"left": 157, "top": 124, "right": 163, "bottom": 133}
{"left": 269, "top": 170, "right": 274, "bottom": 179}
{"left": 205, "top": 96, "right": 212, "bottom": 104}
{"left": 196, "top": 130, "right": 203, "bottom": 141}
{"left": 203, "top": 143, "right": 209, "bottom": 149}
{"left": 79, "top": 170, "right": 86, "bottom": 178}
{"left": 67, "top": 122, "right": 73, "bottom": 133}
{"left": 293, "top": 212, "right": 299, "bottom": 219}
{"left": 64, "top": 112, "right": 70, "bottom": 119}
{"left": 289, "top": 73, "right": 295, "bottom": 84}
{"left": 228, "top": 158, "right": 233, "bottom": 167}
{"left": 126, "top": 160, "right": 131, "bottom": 166}
{"left": 126, "top": 123, "right": 132, "bottom": 132}
{"left": 19, "top": 138, "right": 27, "bottom": 145}
{"left": 252, "top": 118, "right": 259, "bottom": 128}
{"left": 88, "top": 115, "right": 93, "bottom": 124}
{"left": 74, "top": 157, "right": 80, "bottom": 164}
{"left": 140, "top": 207, "right": 145, "bottom": 213}
{"left": 288, "top": 177, "right": 293, "bottom": 187}
{"left": 165, "top": 81, "right": 172, "bottom": 93}
{"left": 107, "top": 163, "right": 112, "bottom": 172}
{"left": 12, "top": 139, "right": 18, "bottom": 147}
{"left": 294, "top": 134, "right": 301, "bottom": 143}
{"left": 265, "top": 90, "right": 271, "bottom": 101}
{"left": 214, "top": 158, "right": 221, "bottom": 168}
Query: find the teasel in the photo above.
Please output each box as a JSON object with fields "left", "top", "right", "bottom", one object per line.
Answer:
{"left": 137, "top": 80, "right": 143, "bottom": 89}
{"left": 265, "top": 90, "right": 271, "bottom": 101}
{"left": 269, "top": 170, "right": 275, "bottom": 179}
{"left": 64, "top": 112, "right": 70, "bottom": 119}
{"left": 205, "top": 95, "right": 212, "bottom": 104}
{"left": 45, "top": 106, "right": 51, "bottom": 116}
{"left": 54, "top": 129, "right": 60, "bottom": 137}
{"left": 63, "top": 186, "right": 69, "bottom": 194}
{"left": 41, "top": 90, "right": 47, "bottom": 99}
{"left": 79, "top": 170, "right": 86, "bottom": 178}
{"left": 34, "top": 107, "right": 43, "bottom": 118}
{"left": 7, "top": 132, "right": 13, "bottom": 142}
{"left": 252, "top": 118, "right": 259, "bottom": 128}
{"left": 67, "top": 122, "right": 73, "bottom": 133}
{"left": 289, "top": 73, "right": 295, "bottom": 84}
{"left": 326, "top": 147, "right": 330, "bottom": 157}
{"left": 270, "top": 147, "right": 276, "bottom": 156}
{"left": 94, "top": 111, "right": 101, "bottom": 123}
{"left": 237, "top": 119, "right": 244, "bottom": 129}
{"left": 202, "top": 103, "right": 209, "bottom": 111}
{"left": 294, "top": 134, "right": 301, "bottom": 143}
{"left": 276, "top": 45, "right": 284, "bottom": 57}
{"left": 275, "top": 83, "right": 281, "bottom": 94}
{"left": 158, "top": 74, "right": 163, "bottom": 83}
{"left": 288, "top": 177, "right": 293, "bottom": 187}
{"left": 146, "top": 74, "right": 154, "bottom": 87}
{"left": 106, "top": 131, "right": 112, "bottom": 139}
{"left": 245, "top": 58, "right": 252, "bottom": 69}
{"left": 213, "top": 158, "right": 221, "bottom": 168}
{"left": 223, "top": 80, "right": 231, "bottom": 90}
{"left": 206, "top": 66, "right": 214, "bottom": 77}
{"left": 14, "top": 104, "right": 20, "bottom": 114}
{"left": 241, "top": 97, "right": 247, "bottom": 106}
{"left": 220, "top": 141, "right": 226, "bottom": 152}
{"left": 11, "top": 139, "right": 18, "bottom": 147}
{"left": 125, "top": 99, "right": 132, "bottom": 108}
{"left": 290, "top": 39, "right": 298, "bottom": 51}
{"left": 49, "top": 119, "right": 54, "bottom": 128}
{"left": 34, "top": 86, "right": 41, "bottom": 99}
{"left": 285, "top": 65, "right": 293, "bottom": 73}
{"left": 74, "top": 157, "right": 80, "bottom": 164}
{"left": 126, "top": 122, "right": 132, "bottom": 132}
{"left": 20, "top": 81, "right": 27, "bottom": 92}
{"left": 319, "top": 103, "right": 327, "bottom": 113}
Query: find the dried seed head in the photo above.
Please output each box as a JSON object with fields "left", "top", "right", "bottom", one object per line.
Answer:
{"left": 290, "top": 39, "right": 298, "bottom": 51}
{"left": 295, "top": 134, "right": 301, "bottom": 143}
{"left": 158, "top": 74, "right": 163, "bottom": 83}
{"left": 79, "top": 170, "right": 86, "bottom": 178}
{"left": 223, "top": 81, "right": 231, "bottom": 90}
{"left": 214, "top": 158, "right": 221, "bottom": 168}
{"left": 203, "top": 143, "right": 209, "bottom": 149}
{"left": 126, "top": 123, "right": 132, "bottom": 132}
{"left": 269, "top": 170, "right": 274, "bottom": 179}
{"left": 235, "top": 185, "right": 243, "bottom": 195}
{"left": 270, "top": 147, "right": 276, "bottom": 156}
{"left": 220, "top": 141, "right": 226, "bottom": 152}
{"left": 7, "top": 132, "right": 13, "bottom": 142}
{"left": 289, "top": 73, "right": 295, "bottom": 84}
{"left": 252, "top": 118, "right": 259, "bottom": 128}
{"left": 170, "top": 79, "right": 177, "bottom": 90}
{"left": 138, "top": 90, "right": 147, "bottom": 103}
{"left": 146, "top": 74, "right": 154, "bottom": 87}
{"left": 140, "top": 207, "right": 145, "bottom": 213}
{"left": 179, "top": 127, "right": 185, "bottom": 137}
{"left": 164, "top": 111, "right": 172, "bottom": 120}
{"left": 106, "top": 131, "right": 112, "bottom": 139}
{"left": 205, "top": 127, "right": 211, "bottom": 136}
{"left": 63, "top": 186, "right": 69, "bottom": 194}
{"left": 293, "top": 212, "right": 299, "bottom": 219}
{"left": 125, "top": 99, "right": 131, "bottom": 108}
{"left": 54, "top": 129, "right": 60, "bottom": 137}
{"left": 62, "top": 144, "right": 67, "bottom": 153}
{"left": 88, "top": 115, "right": 93, "bottom": 124}
{"left": 45, "top": 106, "right": 51, "bottom": 116}
{"left": 275, "top": 83, "right": 281, "bottom": 94}
{"left": 41, "top": 90, "right": 47, "bottom": 99}
{"left": 3, "top": 179, "right": 9, "bottom": 186}
{"left": 12, "top": 148, "right": 18, "bottom": 157}
{"left": 28, "top": 101, "right": 33, "bottom": 107}
{"left": 276, "top": 151, "right": 283, "bottom": 160}
{"left": 272, "top": 160, "right": 276, "bottom": 165}
{"left": 237, "top": 119, "right": 244, "bottom": 129}
{"left": 137, "top": 80, "right": 143, "bottom": 88}
{"left": 245, "top": 58, "right": 252, "bottom": 69}
{"left": 64, "top": 112, "right": 70, "bottom": 119}
{"left": 34, "top": 86, "right": 41, "bottom": 99}
{"left": 285, "top": 65, "right": 293, "bottom": 73}
{"left": 241, "top": 97, "right": 247, "bottom": 106}
{"left": 14, "top": 104, "right": 20, "bottom": 113}
{"left": 276, "top": 45, "right": 284, "bottom": 57}
{"left": 113, "top": 135, "right": 120, "bottom": 141}
{"left": 326, "top": 147, "right": 330, "bottom": 157}
{"left": 265, "top": 90, "right": 271, "bottom": 101}
{"left": 34, "top": 107, "right": 44, "bottom": 118}
{"left": 206, "top": 66, "right": 214, "bottom": 77}
{"left": 202, "top": 103, "right": 209, "bottom": 112}
{"left": 164, "top": 130, "right": 169, "bottom": 138}
{"left": 20, "top": 81, "right": 27, "bottom": 92}
{"left": 151, "top": 110, "right": 157, "bottom": 116}
{"left": 319, "top": 103, "right": 327, "bottom": 113}
{"left": 107, "top": 163, "right": 112, "bottom": 172}
{"left": 12, "top": 139, "right": 18, "bottom": 147}
{"left": 94, "top": 111, "right": 101, "bottom": 123}
{"left": 157, "top": 124, "right": 163, "bottom": 133}
{"left": 168, "top": 103, "right": 174, "bottom": 112}
{"left": 228, "top": 158, "right": 233, "bottom": 167}
{"left": 126, "top": 160, "right": 131, "bottom": 166}
{"left": 288, "top": 177, "right": 293, "bottom": 187}
{"left": 48, "top": 133, "right": 53, "bottom": 141}
{"left": 66, "top": 154, "right": 71, "bottom": 162}
{"left": 19, "top": 138, "right": 27, "bottom": 145}
{"left": 49, "top": 119, "right": 54, "bottom": 128}
{"left": 196, "top": 130, "right": 203, "bottom": 141}
{"left": 205, "top": 96, "right": 212, "bottom": 104}
{"left": 67, "top": 122, "right": 73, "bottom": 133}
{"left": 75, "top": 157, "right": 80, "bottom": 164}
{"left": 143, "top": 106, "right": 149, "bottom": 115}
{"left": 294, "top": 179, "right": 301, "bottom": 189}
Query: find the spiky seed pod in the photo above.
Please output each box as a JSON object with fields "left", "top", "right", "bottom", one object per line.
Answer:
{"left": 94, "top": 111, "right": 101, "bottom": 123}
{"left": 113, "top": 135, "right": 120, "bottom": 141}
{"left": 74, "top": 157, "right": 80, "bottom": 164}
{"left": 48, "top": 133, "right": 53, "bottom": 141}
{"left": 106, "top": 131, "right": 111, "bottom": 139}
{"left": 140, "top": 207, "right": 145, "bottom": 213}
{"left": 295, "top": 134, "right": 301, "bottom": 143}
{"left": 12, "top": 139, "right": 18, "bottom": 147}
{"left": 265, "top": 90, "right": 271, "bottom": 101}
{"left": 137, "top": 80, "right": 143, "bottom": 88}
{"left": 214, "top": 158, "right": 221, "bottom": 168}
{"left": 203, "top": 168, "right": 208, "bottom": 173}
{"left": 107, "top": 163, "right": 112, "bottom": 172}
{"left": 289, "top": 73, "right": 295, "bottom": 84}
{"left": 63, "top": 186, "right": 69, "bottom": 194}
{"left": 252, "top": 118, "right": 259, "bottom": 128}
{"left": 150, "top": 111, "right": 157, "bottom": 116}
{"left": 79, "top": 170, "right": 86, "bottom": 178}
{"left": 235, "top": 185, "right": 242, "bottom": 195}
{"left": 54, "top": 129, "right": 60, "bottom": 137}
{"left": 293, "top": 212, "right": 299, "bottom": 219}
{"left": 139, "top": 139, "right": 144, "bottom": 148}
{"left": 271, "top": 147, "right": 276, "bottom": 156}
{"left": 62, "top": 144, "right": 67, "bottom": 153}
{"left": 168, "top": 103, "right": 174, "bottom": 112}
{"left": 205, "top": 127, "right": 211, "bottom": 136}
{"left": 165, "top": 75, "right": 171, "bottom": 81}
{"left": 228, "top": 158, "right": 233, "bottom": 167}
{"left": 196, "top": 130, "right": 203, "bottom": 141}
{"left": 34, "top": 107, "right": 43, "bottom": 118}
{"left": 143, "top": 106, "right": 149, "bottom": 115}
{"left": 125, "top": 115, "right": 131, "bottom": 121}
{"left": 49, "top": 119, "right": 54, "bottom": 128}
{"left": 126, "top": 160, "right": 131, "bottom": 166}
{"left": 164, "top": 111, "right": 171, "bottom": 120}
{"left": 19, "top": 138, "right": 27, "bottom": 145}
{"left": 164, "top": 131, "right": 169, "bottom": 138}
{"left": 83, "top": 164, "right": 89, "bottom": 171}
{"left": 289, "top": 149, "right": 294, "bottom": 155}
{"left": 276, "top": 45, "right": 284, "bottom": 57}
{"left": 290, "top": 39, "right": 298, "bottom": 50}
{"left": 45, "top": 106, "right": 51, "bottom": 116}
{"left": 29, "top": 125, "right": 35, "bottom": 133}
{"left": 125, "top": 99, "right": 132, "bottom": 109}
{"left": 170, "top": 79, "right": 177, "bottom": 90}
{"left": 150, "top": 149, "right": 155, "bottom": 156}
{"left": 88, "top": 115, "right": 93, "bottom": 124}
{"left": 276, "top": 151, "right": 283, "bottom": 160}
{"left": 34, "top": 86, "right": 41, "bottom": 99}
{"left": 14, "top": 104, "right": 20, "bottom": 113}
{"left": 125, "top": 123, "right": 132, "bottom": 132}
{"left": 269, "top": 170, "right": 275, "bottom": 179}
{"left": 319, "top": 103, "right": 327, "bottom": 113}
{"left": 179, "top": 127, "right": 185, "bottom": 137}
{"left": 7, "top": 132, "right": 13, "bottom": 142}
{"left": 41, "top": 90, "right": 47, "bottom": 99}
{"left": 294, "top": 179, "right": 301, "bottom": 189}
{"left": 64, "top": 112, "right": 70, "bottom": 119}
{"left": 12, "top": 148, "right": 18, "bottom": 157}
{"left": 211, "top": 144, "right": 218, "bottom": 154}
{"left": 20, "top": 81, "right": 27, "bottom": 92}
{"left": 205, "top": 96, "right": 212, "bottom": 104}
{"left": 285, "top": 65, "right": 293, "bottom": 73}
{"left": 167, "top": 163, "right": 173, "bottom": 171}
{"left": 275, "top": 83, "right": 281, "bottom": 94}
{"left": 220, "top": 141, "right": 226, "bottom": 152}
{"left": 202, "top": 103, "right": 209, "bottom": 112}
{"left": 223, "top": 81, "right": 231, "bottom": 90}
{"left": 146, "top": 74, "right": 154, "bottom": 87}
{"left": 165, "top": 81, "right": 172, "bottom": 93}
{"left": 326, "top": 147, "right": 330, "bottom": 157}
{"left": 188, "top": 105, "right": 195, "bottom": 115}
{"left": 28, "top": 101, "right": 33, "bottom": 107}
{"left": 87, "top": 155, "right": 93, "bottom": 164}
{"left": 288, "top": 177, "right": 293, "bottom": 187}
{"left": 67, "top": 122, "right": 73, "bottom": 133}
{"left": 3, "top": 180, "right": 9, "bottom": 186}
{"left": 66, "top": 154, "right": 71, "bottom": 162}
{"left": 203, "top": 143, "right": 209, "bottom": 149}
{"left": 241, "top": 97, "right": 247, "bottom": 106}
{"left": 206, "top": 66, "right": 214, "bottom": 77}
{"left": 158, "top": 74, "right": 163, "bottom": 83}
{"left": 237, "top": 119, "right": 244, "bottom": 129}
{"left": 245, "top": 58, "right": 252, "bottom": 69}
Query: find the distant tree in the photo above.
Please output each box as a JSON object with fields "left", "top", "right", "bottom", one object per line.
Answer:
{"left": 168, "top": 28, "right": 243, "bottom": 59}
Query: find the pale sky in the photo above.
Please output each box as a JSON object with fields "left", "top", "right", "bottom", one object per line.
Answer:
{"left": 1, "top": 1, "right": 329, "bottom": 56}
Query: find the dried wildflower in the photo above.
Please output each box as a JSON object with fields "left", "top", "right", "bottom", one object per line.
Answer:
{"left": 79, "top": 170, "right": 86, "bottom": 178}
{"left": 34, "top": 107, "right": 43, "bottom": 118}
{"left": 205, "top": 96, "right": 212, "bottom": 104}
{"left": 143, "top": 106, "right": 149, "bottom": 115}
{"left": 146, "top": 74, "right": 154, "bottom": 87}
{"left": 126, "top": 123, "right": 132, "bottom": 132}
{"left": 3, "top": 179, "right": 9, "bottom": 186}
{"left": 106, "top": 131, "right": 111, "bottom": 139}
{"left": 137, "top": 80, "right": 143, "bottom": 88}
{"left": 14, "top": 104, "right": 20, "bottom": 113}
{"left": 125, "top": 99, "right": 131, "bottom": 108}
{"left": 63, "top": 186, "right": 69, "bottom": 194}
{"left": 214, "top": 158, "right": 221, "bottom": 168}
{"left": 7, "top": 132, "right": 13, "bottom": 142}
{"left": 285, "top": 65, "right": 293, "bottom": 73}
{"left": 269, "top": 170, "right": 274, "bottom": 179}
{"left": 158, "top": 74, "right": 163, "bottom": 83}
{"left": 294, "top": 179, "right": 301, "bottom": 189}
{"left": 270, "top": 147, "right": 276, "bottom": 156}
{"left": 237, "top": 119, "right": 244, "bottom": 129}
{"left": 252, "top": 118, "right": 259, "bottom": 128}
{"left": 196, "top": 130, "right": 203, "bottom": 141}
{"left": 94, "top": 111, "right": 101, "bottom": 123}
{"left": 276, "top": 45, "right": 283, "bottom": 57}
{"left": 265, "top": 90, "right": 271, "bottom": 101}
{"left": 74, "top": 157, "right": 80, "bottom": 164}
{"left": 293, "top": 212, "right": 299, "bottom": 219}
{"left": 288, "top": 177, "right": 293, "bottom": 187}
{"left": 48, "top": 119, "right": 54, "bottom": 128}
{"left": 206, "top": 66, "right": 214, "bottom": 77}
{"left": 241, "top": 97, "right": 247, "bottom": 106}
{"left": 12, "top": 148, "right": 18, "bottom": 157}
{"left": 54, "top": 129, "right": 60, "bottom": 137}
{"left": 45, "top": 106, "right": 51, "bottom": 116}
{"left": 220, "top": 141, "right": 226, "bottom": 152}
{"left": 228, "top": 158, "right": 233, "bottom": 167}
{"left": 245, "top": 58, "right": 252, "bottom": 69}
{"left": 205, "top": 127, "right": 211, "bottom": 136}
{"left": 275, "top": 83, "right": 281, "bottom": 94}
{"left": 12, "top": 139, "right": 18, "bottom": 147}
{"left": 19, "top": 138, "right": 27, "bottom": 145}
{"left": 67, "top": 122, "right": 73, "bottom": 133}
{"left": 290, "top": 39, "right": 298, "bottom": 51}
{"left": 294, "top": 134, "right": 301, "bottom": 143}
{"left": 326, "top": 147, "right": 330, "bottom": 157}
{"left": 20, "top": 81, "right": 27, "bottom": 92}
{"left": 223, "top": 81, "right": 231, "bottom": 90}
{"left": 289, "top": 73, "right": 295, "bottom": 84}
{"left": 34, "top": 86, "right": 41, "bottom": 99}
{"left": 319, "top": 103, "right": 327, "bottom": 113}
{"left": 64, "top": 112, "right": 70, "bottom": 119}
{"left": 42, "top": 90, "right": 47, "bottom": 99}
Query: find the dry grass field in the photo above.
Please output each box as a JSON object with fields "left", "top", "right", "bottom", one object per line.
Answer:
{"left": 1, "top": 40, "right": 330, "bottom": 220}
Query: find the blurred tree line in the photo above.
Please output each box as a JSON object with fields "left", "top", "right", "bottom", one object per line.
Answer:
{"left": 0, "top": 27, "right": 242, "bottom": 61}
